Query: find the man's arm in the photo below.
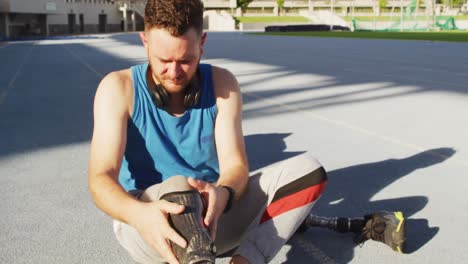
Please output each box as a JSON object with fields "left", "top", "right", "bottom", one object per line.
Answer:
{"left": 88, "top": 71, "right": 140, "bottom": 224}
{"left": 187, "top": 66, "right": 249, "bottom": 239}
{"left": 88, "top": 71, "right": 186, "bottom": 264}
{"left": 212, "top": 66, "right": 249, "bottom": 198}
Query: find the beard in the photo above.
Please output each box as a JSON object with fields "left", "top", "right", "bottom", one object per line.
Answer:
{"left": 149, "top": 61, "right": 200, "bottom": 94}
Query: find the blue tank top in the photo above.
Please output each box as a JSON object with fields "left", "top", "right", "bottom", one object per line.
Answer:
{"left": 118, "top": 63, "right": 219, "bottom": 191}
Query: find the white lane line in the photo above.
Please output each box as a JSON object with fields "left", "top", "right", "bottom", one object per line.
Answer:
{"left": 244, "top": 92, "right": 468, "bottom": 168}
{"left": 0, "top": 44, "right": 35, "bottom": 106}
{"left": 62, "top": 45, "right": 104, "bottom": 78}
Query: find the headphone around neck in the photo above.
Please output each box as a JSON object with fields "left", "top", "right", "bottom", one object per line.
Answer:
{"left": 146, "top": 66, "right": 202, "bottom": 109}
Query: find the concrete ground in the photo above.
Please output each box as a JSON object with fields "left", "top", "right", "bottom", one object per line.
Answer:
{"left": 1, "top": 32, "right": 467, "bottom": 263}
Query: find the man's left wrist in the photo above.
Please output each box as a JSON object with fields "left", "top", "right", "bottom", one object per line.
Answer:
{"left": 221, "top": 185, "right": 235, "bottom": 214}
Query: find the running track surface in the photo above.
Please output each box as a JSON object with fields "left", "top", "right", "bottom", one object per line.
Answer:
{"left": 1, "top": 32, "right": 467, "bottom": 263}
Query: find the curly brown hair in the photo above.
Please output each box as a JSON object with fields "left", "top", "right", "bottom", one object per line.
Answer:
{"left": 144, "top": 0, "right": 204, "bottom": 36}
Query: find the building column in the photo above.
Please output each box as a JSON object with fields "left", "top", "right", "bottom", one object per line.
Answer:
{"left": 0, "top": 13, "right": 4, "bottom": 39}
{"left": 120, "top": 3, "right": 128, "bottom": 32}
{"left": 123, "top": 10, "right": 127, "bottom": 32}
{"left": 40, "top": 14, "right": 49, "bottom": 36}
{"left": 131, "top": 11, "right": 136, "bottom": 32}
{"left": 45, "top": 15, "right": 49, "bottom": 36}
{"left": 4, "top": 13, "right": 10, "bottom": 38}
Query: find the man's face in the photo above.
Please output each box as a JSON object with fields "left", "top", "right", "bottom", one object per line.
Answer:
{"left": 140, "top": 27, "right": 206, "bottom": 94}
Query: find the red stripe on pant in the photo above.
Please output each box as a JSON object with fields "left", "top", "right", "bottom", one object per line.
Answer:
{"left": 260, "top": 181, "right": 327, "bottom": 224}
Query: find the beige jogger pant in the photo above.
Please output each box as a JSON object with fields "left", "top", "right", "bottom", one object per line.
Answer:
{"left": 113, "top": 153, "right": 327, "bottom": 264}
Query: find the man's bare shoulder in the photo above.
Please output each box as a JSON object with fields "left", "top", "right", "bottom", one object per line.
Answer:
{"left": 95, "top": 68, "right": 134, "bottom": 114}
{"left": 211, "top": 66, "right": 236, "bottom": 84}
{"left": 211, "top": 66, "right": 240, "bottom": 99}
{"left": 98, "top": 69, "right": 133, "bottom": 94}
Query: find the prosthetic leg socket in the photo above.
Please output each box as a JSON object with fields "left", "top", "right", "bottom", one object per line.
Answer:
{"left": 160, "top": 190, "right": 216, "bottom": 264}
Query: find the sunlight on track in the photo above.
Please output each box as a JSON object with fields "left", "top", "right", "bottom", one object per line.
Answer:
{"left": 203, "top": 58, "right": 468, "bottom": 168}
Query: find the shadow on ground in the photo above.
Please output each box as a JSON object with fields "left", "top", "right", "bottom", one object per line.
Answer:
{"left": 242, "top": 132, "right": 453, "bottom": 262}
{"left": 285, "top": 147, "right": 453, "bottom": 263}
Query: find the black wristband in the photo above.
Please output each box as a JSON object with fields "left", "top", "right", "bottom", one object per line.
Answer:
{"left": 221, "top": 186, "right": 235, "bottom": 214}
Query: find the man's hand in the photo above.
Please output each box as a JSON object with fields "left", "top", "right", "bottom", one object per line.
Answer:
{"left": 187, "top": 177, "right": 230, "bottom": 240}
{"left": 131, "top": 200, "right": 188, "bottom": 264}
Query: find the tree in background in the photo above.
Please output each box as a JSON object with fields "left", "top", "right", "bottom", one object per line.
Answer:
{"left": 277, "top": 0, "right": 285, "bottom": 16}
{"left": 441, "top": 0, "right": 465, "bottom": 8}
{"left": 378, "top": 0, "right": 388, "bottom": 15}
{"left": 237, "top": 0, "right": 254, "bottom": 16}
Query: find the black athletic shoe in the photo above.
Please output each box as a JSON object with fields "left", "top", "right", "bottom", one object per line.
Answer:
{"left": 354, "top": 211, "right": 406, "bottom": 253}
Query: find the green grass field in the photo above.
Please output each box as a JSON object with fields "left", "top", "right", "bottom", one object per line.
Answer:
{"left": 235, "top": 16, "right": 310, "bottom": 23}
{"left": 235, "top": 15, "right": 468, "bottom": 23}
{"left": 342, "top": 15, "right": 468, "bottom": 22}
{"left": 255, "top": 31, "right": 468, "bottom": 42}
